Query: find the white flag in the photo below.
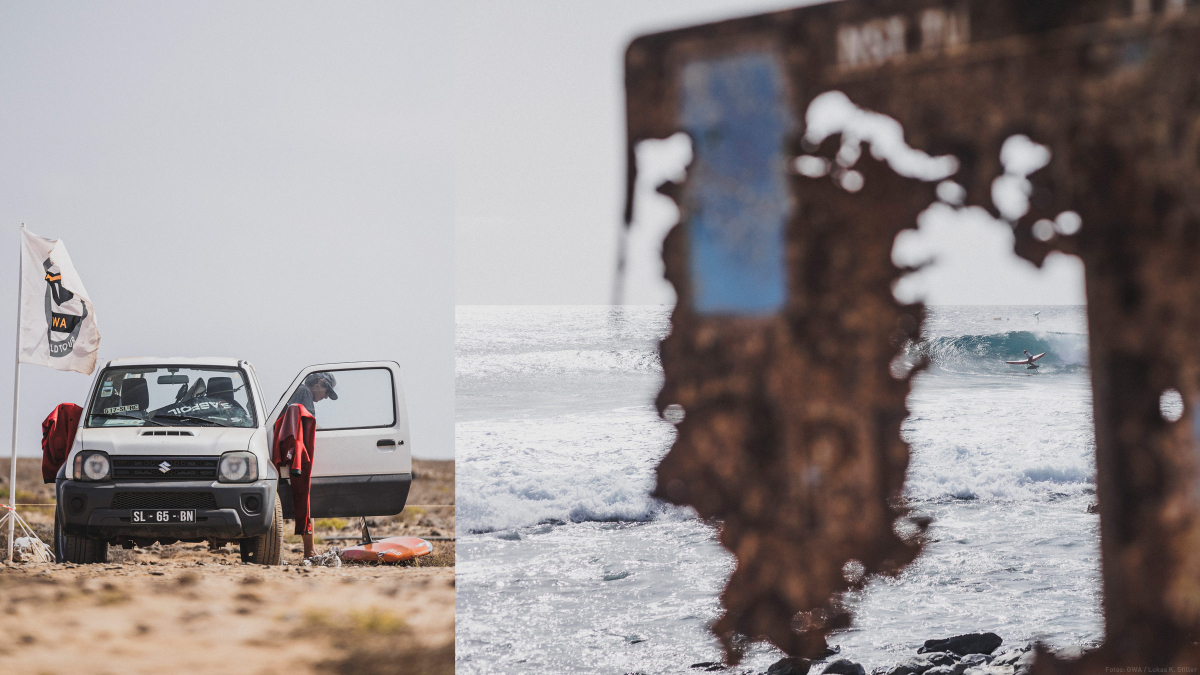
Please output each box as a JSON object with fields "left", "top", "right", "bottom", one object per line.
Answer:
{"left": 19, "top": 227, "right": 101, "bottom": 375}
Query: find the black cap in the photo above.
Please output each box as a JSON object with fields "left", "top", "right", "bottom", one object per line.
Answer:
{"left": 305, "top": 372, "right": 338, "bottom": 400}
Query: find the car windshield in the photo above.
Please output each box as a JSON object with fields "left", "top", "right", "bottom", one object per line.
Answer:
{"left": 87, "top": 366, "right": 256, "bottom": 428}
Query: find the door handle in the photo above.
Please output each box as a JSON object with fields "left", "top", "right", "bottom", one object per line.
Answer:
{"left": 377, "top": 439, "right": 396, "bottom": 447}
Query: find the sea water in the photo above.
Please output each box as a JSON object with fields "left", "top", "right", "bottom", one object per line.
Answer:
{"left": 455, "top": 305, "right": 1101, "bottom": 674}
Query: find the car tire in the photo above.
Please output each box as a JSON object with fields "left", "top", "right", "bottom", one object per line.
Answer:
{"left": 53, "top": 506, "right": 65, "bottom": 563}
{"left": 56, "top": 506, "right": 108, "bottom": 564}
{"left": 240, "top": 494, "right": 283, "bottom": 565}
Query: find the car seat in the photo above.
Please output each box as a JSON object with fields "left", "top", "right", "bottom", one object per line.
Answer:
{"left": 208, "top": 377, "right": 236, "bottom": 405}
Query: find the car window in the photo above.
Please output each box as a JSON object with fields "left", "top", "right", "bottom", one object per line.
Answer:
{"left": 286, "top": 368, "right": 395, "bottom": 430}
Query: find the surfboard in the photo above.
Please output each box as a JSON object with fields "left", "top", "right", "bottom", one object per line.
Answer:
{"left": 998, "top": 353, "right": 1046, "bottom": 362}
{"left": 341, "top": 536, "right": 433, "bottom": 563}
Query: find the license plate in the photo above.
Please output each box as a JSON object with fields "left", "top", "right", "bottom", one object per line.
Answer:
{"left": 131, "top": 509, "right": 196, "bottom": 524}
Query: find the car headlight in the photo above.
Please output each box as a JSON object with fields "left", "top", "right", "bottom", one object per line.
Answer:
{"left": 218, "top": 451, "right": 258, "bottom": 483}
{"left": 73, "top": 452, "right": 111, "bottom": 482}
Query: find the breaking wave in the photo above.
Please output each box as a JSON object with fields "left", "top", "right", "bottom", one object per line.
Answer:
{"left": 455, "top": 407, "right": 682, "bottom": 534}
{"left": 904, "top": 330, "right": 1089, "bottom": 375}
{"left": 458, "top": 479, "right": 677, "bottom": 535}
{"left": 904, "top": 459, "right": 1096, "bottom": 503}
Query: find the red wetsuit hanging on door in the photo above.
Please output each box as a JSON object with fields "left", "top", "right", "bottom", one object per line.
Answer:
{"left": 272, "top": 403, "right": 316, "bottom": 536}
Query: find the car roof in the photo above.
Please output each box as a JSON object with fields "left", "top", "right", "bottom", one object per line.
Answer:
{"left": 105, "top": 356, "right": 244, "bottom": 368}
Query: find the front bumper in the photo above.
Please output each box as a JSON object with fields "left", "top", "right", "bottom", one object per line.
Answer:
{"left": 57, "top": 478, "right": 278, "bottom": 541}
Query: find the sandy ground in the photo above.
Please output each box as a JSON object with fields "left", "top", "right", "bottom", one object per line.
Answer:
{"left": 0, "top": 457, "right": 455, "bottom": 675}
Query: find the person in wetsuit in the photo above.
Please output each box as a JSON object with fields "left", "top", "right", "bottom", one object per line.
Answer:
{"left": 287, "top": 372, "right": 338, "bottom": 418}
{"left": 284, "top": 372, "right": 337, "bottom": 559}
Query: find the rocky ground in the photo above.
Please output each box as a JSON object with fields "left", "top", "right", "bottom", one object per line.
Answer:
{"left": 679, "top": 633, "right": 1053, "bottom": 675}
{"left": 0, "top": 457, "right": 454, "bottom": 675}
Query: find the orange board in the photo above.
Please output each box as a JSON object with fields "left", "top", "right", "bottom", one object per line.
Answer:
{"left": 341, "top": 536, "right": 433, "bottom": 563}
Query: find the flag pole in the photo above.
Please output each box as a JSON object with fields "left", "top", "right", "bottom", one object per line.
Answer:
{"left": 7, "top": 226, "right": 22, "bottom": 563}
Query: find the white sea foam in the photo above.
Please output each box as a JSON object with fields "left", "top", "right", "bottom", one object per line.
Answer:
{"left": 456, "top": 348, "right": 661, "bottom": 380}
{"left": 902, "top": 370, "right": 1095, "bottom": 504}
{"left": 457, "top": 406, "right": 680, "bottom": 533}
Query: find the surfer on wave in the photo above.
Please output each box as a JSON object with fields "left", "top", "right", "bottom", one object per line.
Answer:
{"left": 1006, "top": 349, "right": 1045, "bottom": 369}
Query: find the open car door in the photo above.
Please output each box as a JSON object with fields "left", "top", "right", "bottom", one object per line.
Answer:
{"left": 268, "top": 361, "right": 411, "bottom": 519}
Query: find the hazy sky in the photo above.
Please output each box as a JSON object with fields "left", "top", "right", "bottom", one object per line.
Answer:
{"left": 453, "top": 0, "right": 1088, "bottom": 306}
{"left": 0, "top": 2, "right": 455, "bottom": 458}
{"left": 0, "top": 1, "right": 1090, "bottom": 460}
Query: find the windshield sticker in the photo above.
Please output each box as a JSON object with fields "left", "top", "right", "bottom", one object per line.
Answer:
{"left": 164, "top": 400, "right": 232, "bottom": 416}
{"left": 86, "top": 369, "right": 255, "bottom": 428}
{"left": 103, "top": 404, "right": 139, "bottom": 414}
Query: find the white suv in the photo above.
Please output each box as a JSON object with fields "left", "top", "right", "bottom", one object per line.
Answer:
{"left": 54, "top": 357, "right": 412, "bottom": 565}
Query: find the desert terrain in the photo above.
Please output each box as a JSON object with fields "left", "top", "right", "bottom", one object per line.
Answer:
{"left": 0, "top": 457, "right": 454, "bottom": 675}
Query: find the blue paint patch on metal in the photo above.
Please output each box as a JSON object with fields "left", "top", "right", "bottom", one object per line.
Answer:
{"left": 1191, "top": 396, "right": 1200, "bottom": 451}
{"left": 680, "top": 51, "right": 793, "bottom": 316}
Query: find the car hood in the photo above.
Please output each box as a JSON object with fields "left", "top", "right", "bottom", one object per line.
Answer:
{"left": 76, "top": 426, "right": 259, "bottom": 456}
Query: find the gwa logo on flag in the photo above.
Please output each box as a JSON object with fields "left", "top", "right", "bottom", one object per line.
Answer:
{"left": 19, "top": 226, "right": 100, "bottom": 375}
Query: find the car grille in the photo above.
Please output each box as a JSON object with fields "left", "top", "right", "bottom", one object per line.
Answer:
{"left": 111, "top": 456, "right": 218, "bottom": 480}
{"left": 111, "top": 492, "right": 217, "bottom": 509}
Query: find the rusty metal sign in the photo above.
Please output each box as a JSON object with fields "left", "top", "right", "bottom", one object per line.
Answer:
{"left": 625, "top": 0, "right": 1200, "bottom": 669}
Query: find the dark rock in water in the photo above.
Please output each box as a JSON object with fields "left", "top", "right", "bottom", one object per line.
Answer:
{"left": 990, "top": 648, "right": 1032, "bottom": 668}
{"left": 990, "top": 647, "right": 1035, "bottom": 675}
{"left": 886, "top": 657, "right": 926, "bottom": 675}
{"left": 937, "top": 654, "right": 992, "bottom": 675}
{"left": 690, "top": 663, "right": 725, "bottom": 671}
{"left": 1086, "top": 502, "right": 1099, "bottom": 514}
{"left": 918, "top": 633, "right": 1003, "bottom": 656}
{"left": 957, "top": 654, "right": 992, "bottom": 669}
{"left": 815, "top": 646, "right": 842, "bottom": 660}
{"left": 768, "top": 657, "right": 812, "bottom": 675}
{"left": 823, "top": 658, "right": 866, "bottom": 675}
{"left": 888, "top": 653, "right": 954, "bottom": 675}
{"left": 925, "top": 652, "right": 958, "bottom": 668}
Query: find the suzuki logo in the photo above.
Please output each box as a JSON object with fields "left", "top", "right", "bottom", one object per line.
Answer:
{"left": 158, "top": 461, "right": 171, "bottom": 474}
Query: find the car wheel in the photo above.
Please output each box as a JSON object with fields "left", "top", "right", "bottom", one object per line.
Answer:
{"left": 53, "top": 506, "right": 65, "bottom": 563}
{"left": 58, "top": 506, "right": 108, "bottom": 564}
{"left": 239, "top": 494, "right": 283, "bottom": 565}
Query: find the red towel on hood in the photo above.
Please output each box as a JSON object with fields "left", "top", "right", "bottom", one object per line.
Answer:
{"left": 41, "top": 403, "right": 83, "bottom": 483}
{"left": 272, "top": 403, "right": 316, "bottom": 535}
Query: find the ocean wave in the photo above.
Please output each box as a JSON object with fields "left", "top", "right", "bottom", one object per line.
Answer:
{"left": 903, "top": 330, "right": 1089, "bottom": 375}
{"left": 458, "top": 481, "right": 673, "bottom": 534}
{"left": 456, "top": 408, "right": 679, "bottom": 533}
{"left": 905, "top": 452, "right": 1095, "bottom": 503}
